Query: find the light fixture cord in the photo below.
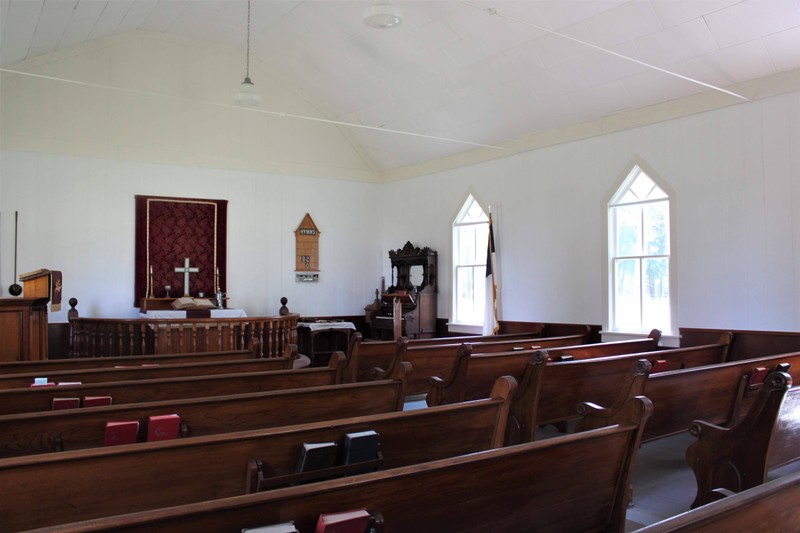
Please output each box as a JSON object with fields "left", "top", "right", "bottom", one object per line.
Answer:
{"left": 245, "top": 0, "right": 252, "bottom": 79}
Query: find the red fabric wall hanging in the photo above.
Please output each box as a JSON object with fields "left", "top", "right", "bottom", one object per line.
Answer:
{"left": 134, "top": 195, "right": 227, "bottom": 306}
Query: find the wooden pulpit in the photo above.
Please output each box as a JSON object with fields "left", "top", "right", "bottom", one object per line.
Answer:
{"left": 0, "top": 269, "right": 54, "bottom": 361}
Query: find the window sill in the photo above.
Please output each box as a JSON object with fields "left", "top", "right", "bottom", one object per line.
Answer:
{"left": 601, "top": 330, "right": 679, "bottom": 348}
{"left": 447, "top": 323, "right": 482, "bottom": 335}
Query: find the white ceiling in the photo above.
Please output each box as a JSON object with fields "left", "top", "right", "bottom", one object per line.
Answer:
{"left": 2, "top": 0, "right": 800, "bottom": 175}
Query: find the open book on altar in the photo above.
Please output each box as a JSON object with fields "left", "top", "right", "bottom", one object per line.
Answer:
{"left": 171, "top": 297, "right": 216, "bottom": 310}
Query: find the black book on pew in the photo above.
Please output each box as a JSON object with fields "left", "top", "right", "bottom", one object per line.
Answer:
{"left": 295, "top": 441, "right": 339, "bottom": 474}
{"left": 343, "top": 430, "right": 380, "bottom": 473}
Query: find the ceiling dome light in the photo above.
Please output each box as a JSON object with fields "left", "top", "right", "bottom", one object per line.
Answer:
{"left": 363, "top": 4, "right": 402, "bottom": 29}
{"left": 235, "top": 76, "right": 261, "bottom": 106}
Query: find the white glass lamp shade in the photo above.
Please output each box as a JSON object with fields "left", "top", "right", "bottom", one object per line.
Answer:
{"left": 363, "top": 5, "right": 402, "bottom": 29}
{"left": 235, "top": 77, "right": 261, "bottom": 106}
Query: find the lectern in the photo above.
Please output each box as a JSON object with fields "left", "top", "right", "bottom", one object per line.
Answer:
{"left": 0, "top": 269, "right": 55, "bottom": 361}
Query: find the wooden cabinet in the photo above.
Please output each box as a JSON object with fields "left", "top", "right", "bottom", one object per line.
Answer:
{"left": 0, "top": 298, "right": 48, "bottom": 361}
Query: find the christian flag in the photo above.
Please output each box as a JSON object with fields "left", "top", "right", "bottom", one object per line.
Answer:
{"left": 483, "top": 214, "right": 499, "bottom": 335}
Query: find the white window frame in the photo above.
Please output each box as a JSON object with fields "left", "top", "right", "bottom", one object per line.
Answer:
{"left": 604, "top": 160, "right": 676, "bottom": 337}
{"left": 451, "top": 194, "right": 489, "bottom": 329}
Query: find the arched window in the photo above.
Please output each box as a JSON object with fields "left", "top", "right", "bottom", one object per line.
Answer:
{"left": 608, "top": 165, "right": 672, "bottom": 333}
{"left": 452, "top": 194, "right": 489, "bottom": 326}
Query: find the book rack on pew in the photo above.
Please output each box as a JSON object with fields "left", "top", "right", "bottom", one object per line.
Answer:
{"left": 246, "top": 454, "right": 384, "bottom": 493}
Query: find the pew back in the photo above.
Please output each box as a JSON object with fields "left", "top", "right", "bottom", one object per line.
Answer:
{"left": 427, "top": 346, "right": 537, "bottom": 406}
{"left": 0, "top": 358, "right": 291, "bottom": 389}
{"left": 42, "top": 397, "right": 652, "bottom": 533}
{"left": 390, "top": 334, "right": 587, "bottom": 394}
{"left": 0, "top": 363, "right": 409, "bottom": 457}
{"left": 0, "top": 354, "right": 344, "bottom": 415}
{"left": 767, "top": 385, "right": 800, "bottom": 468}
{"left": 543, "top": 329, "right": 661, "bottom": 361}
{"left": 680, "top": 327, "right": 800, "bottom": 361}
{"left": 0, "top": 376, "right": 515, "bottom": 530}
{"left": 0, "top": 349, "right": 259, "bottom": 374}
{"left": 345, "top": 331, "right": 545, "bottom": 381}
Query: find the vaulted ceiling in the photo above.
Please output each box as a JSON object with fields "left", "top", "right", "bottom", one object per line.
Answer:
{"left": 2, "top": 0, "right": 800, "bottom": 176}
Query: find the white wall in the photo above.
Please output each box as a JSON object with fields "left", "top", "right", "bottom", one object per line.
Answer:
{"left": 3, "top": 91, "right": 799, "bottom": 331}
{"left": 0, "top": 151, "right": 383, "bottom": 321}
{"left": 2, "top": 29, "right": 800, "bottom": 333}
{"left": 381, "top": 91, "right": 800, "bottom": 334}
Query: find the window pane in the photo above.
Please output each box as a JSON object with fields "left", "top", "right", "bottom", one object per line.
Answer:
{"left": 630, "top": 173, "right": 656, "bottom": 200}
{"left": 457, "top": 225, "right": 477, "bottom": 264}
{"left": 463, "top": 200, "right": 489, "bottom": 223}
{"left": 455, "top": 266, "right": 485, "bottom": 324}
{"left": 475, "top": 223, "right": 489, "bottom": 261}
{"left": 644, "top": 201, "right": 669, "bottom": 256}
{"left": 614, "top": 258, "right": 641, "bottom": 330}
{"left": 614, "top": 205, "right": 642, "bottom": 257}
{"left": 642, "top": 257, "right": 670, "bottom": 330}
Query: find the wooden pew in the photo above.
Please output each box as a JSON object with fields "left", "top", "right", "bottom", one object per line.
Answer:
{"left": 640, "top": 351, "right": 800, "bottom": 443}
{"left": 506, "top": 355, "right": 651, "bottom": 445}
{"left": 35, "top": 396, "right": 652, "bottom": 533}
{"left": 633, "top": 469, "right": 800, "bottom": 532}
{"left": 685, "top": 370, "right": 800, "bottom": 508}
{"left": 373, "top": 333, "right": 587, "bottom": 395}
{"left": 0, "top": 347, "right": 264, "bottom": 375}
{"left": 543, "top": 328, "right": 662, "bottom": 360}
{"left": 531, "top": 343, "right": 730, "bottom": 428}
{"left": 0, "top": 362, "right": 410, "bottom": 457}
{"left": 0, "top": 376, "right": 515, "bottom": 530}
{"left": 0, "top": 357, "right": 293, "bottom": 389}
{"left": 344, "top": 331, "right": 550, "bottom": 383}
{"left": 680, "top": 326, "right": 800, "bottom": 361}
{"left": 426, "top": 330, "right": 663, "bottom": 407}
{"left": 427, "top": 346, "right": 538, "bottom": 406}
{"left": 0, "top": 353, "right": 346, "bottom": 416}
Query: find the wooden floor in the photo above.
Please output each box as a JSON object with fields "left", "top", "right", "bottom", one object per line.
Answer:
{"left": 624, "top": 432, "right": 698, "bottom": 531}
{"left": 403, "top": 394, "right": 799, "bottom": 532}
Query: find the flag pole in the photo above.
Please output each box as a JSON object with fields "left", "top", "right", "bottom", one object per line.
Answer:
{"left": 484, "top": 210, "right": 499, "bottom": 335}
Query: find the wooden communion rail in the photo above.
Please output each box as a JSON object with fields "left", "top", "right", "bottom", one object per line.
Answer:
{"left": 70, "top": 315, "right": 298, "bottom": 358}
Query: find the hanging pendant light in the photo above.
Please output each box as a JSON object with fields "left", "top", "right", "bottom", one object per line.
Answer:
{"left": 235, "top": 0, "right": 261, "bottom": 106}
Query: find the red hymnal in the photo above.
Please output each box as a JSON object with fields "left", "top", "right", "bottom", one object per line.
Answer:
{"left": 52, "top": 397, "right": 80, "bottom": 410}
{"left": 749, "top": 367, "right": 770, "bottom": 386}
{"left": 83, "top": 396, "right": 113, "bottom": 407}
{"left": 103, "top": 421, "right": 139, "bottom": 446}
{"left": 147, "top": 414, "right": 180, "bottom": 442}
{"left": 30, "top": 382, "right": 55, "bottom": 387}
{"left": 314, "top": 509, "right": 371, "bottom": 533}
{"left": 650, "top": 360, "right": 684, "bottom": 373}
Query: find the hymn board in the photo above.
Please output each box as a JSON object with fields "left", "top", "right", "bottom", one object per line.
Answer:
{"left": 295, "top": 214, "right": 320, "bottom": 282}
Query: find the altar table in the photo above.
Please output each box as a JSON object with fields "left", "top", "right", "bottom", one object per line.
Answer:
{"left": 297, "top": 321, "right": 356, "bottom": 367}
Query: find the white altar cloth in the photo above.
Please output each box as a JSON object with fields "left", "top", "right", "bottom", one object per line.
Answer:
{"left": 298, "top": 321, "right": 356, "bottom": 331}
{"left": 140, "top": 309, "right": 248, "bottom": 319}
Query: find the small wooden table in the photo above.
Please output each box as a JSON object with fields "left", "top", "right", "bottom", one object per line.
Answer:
{"left": 297, "top": 321, "right": 356, "bottom": 367}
